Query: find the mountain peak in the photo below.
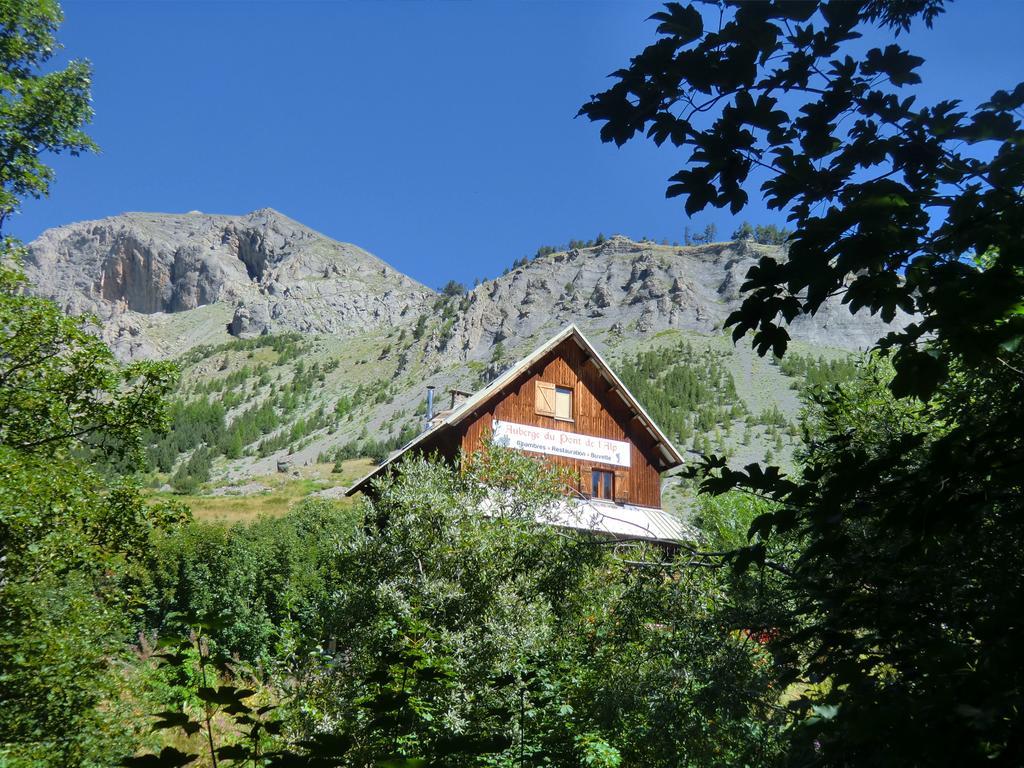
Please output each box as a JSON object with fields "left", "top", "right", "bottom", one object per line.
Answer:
{"left": 22, "top": 210, "right": 911, "bottom": 362}
{"left": 241, "top": 206, "right": 305, "bottom": 227}
{"left": 24, "top": 209, "right": 433, "bottom": 359}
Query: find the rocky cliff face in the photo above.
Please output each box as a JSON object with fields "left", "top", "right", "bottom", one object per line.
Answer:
{"left": 424, "top": 235, "right": 911, "bottom": 364}
{"left": 25, "top": 208, "right": 435, "bottom": 358}
{"left": 25, "top": 215, "right": 909, "bottom": 362}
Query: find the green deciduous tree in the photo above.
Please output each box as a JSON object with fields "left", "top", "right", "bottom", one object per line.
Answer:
{"left": 0, "top": 451, "right": 187, "bottom": 766}
{"left": 0, "top": 260, "right": 177, "bottom": 459}
{"left": 0, "top": 0, "right": 175, "bottom": 459}
{"left": 0, "top": 3, "right": 187, "bottom": 763}
{"left": 1, "top": 259, "right": 181, "bottom": 765}
{"left": 0, "top": 0, "right": 96, "bottom": 228}
{"left": 127, "top": 450, "right": 790, "bottom": 767}
{"left": 582, "top": 1, "right": 1024, "bottom": 764}
{"left": 297, "top": 449, "right": 788, "bottom": 767}
{"left": 141, "top": 497, "right": 360, "bottom": 663}
{"left": 581, "top": 0, "right": 1022, "bottom": 397}
{"left": 745, "top": 357, "right": 1022, "bottom": 766}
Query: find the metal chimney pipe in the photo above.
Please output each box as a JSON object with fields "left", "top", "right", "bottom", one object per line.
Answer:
{"left": 424, "top": 386, "right": 435, "bottom": 429}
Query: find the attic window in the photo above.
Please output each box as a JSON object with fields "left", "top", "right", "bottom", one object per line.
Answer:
{"left": 555, "top": 386, "right": 573, "bottom": 420}
{"left": 535, "top": 381, "right": 573, "bottom": 421}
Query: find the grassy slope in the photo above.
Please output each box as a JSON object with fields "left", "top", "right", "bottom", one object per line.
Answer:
{"left": 147, "top": 321, "right": 855, "bottom": 529}
{"left": 152, "top": 459, "right": 374, "bottom": 524}
{"left": 605, "top": 327, "right": 852, "bottom": 465}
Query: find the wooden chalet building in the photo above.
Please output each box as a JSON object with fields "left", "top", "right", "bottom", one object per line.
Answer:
{"left": 346, "top": 325, "right": 691, "bottom": 544}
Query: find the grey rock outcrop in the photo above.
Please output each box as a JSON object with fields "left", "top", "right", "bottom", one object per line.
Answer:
{"left": 25, "top": 214, "right": 910, "bottom": 364}
{"left": 422, "top": 235, "right": 912, "bottom": 364}
{"left": 25, "top": 208, "right": 434, "bottom": 358}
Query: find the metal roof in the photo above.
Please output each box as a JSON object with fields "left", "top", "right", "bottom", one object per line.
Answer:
{"left": 471, "top": 489, "right": 695, "bottom": 545}
{"left": 346, "top": 324, "right": 687, "bottom": 508}
{"left": 541, "top": 497, "right": 695, "bottom": 543}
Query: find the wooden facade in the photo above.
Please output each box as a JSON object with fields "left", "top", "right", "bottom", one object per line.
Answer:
{"left": 445, "top": 338, "right": 665, "bottom": 508}
{"left": 348, "top": 326, "right": 684, "bottom": 513}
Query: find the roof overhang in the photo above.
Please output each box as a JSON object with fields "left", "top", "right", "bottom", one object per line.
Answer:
{"left": 480, "top": 493, "right": 696, "bottom": 544}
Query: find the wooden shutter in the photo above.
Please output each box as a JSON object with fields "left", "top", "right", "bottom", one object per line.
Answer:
{"left": 535, "top": 380, "right": 555, "bottom": 416}
{"left": 614, "top": 471, "right": 629, "bottom": 503}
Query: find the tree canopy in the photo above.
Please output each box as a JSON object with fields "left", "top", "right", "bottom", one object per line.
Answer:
{"left": 582, "top": 2, "right": 1024, "bottom": 764}
{"left": 580, "top": 0, "right": 1023, "bottom": 399}
{"left": 0, "top": 0, "right": 95, "bottom": 230}
{"left": 0, "top": 255, "right": 182, "bottom": 764}
{"left": 0, "top": 259, "right": 176, "bottom": 459}
{"left": 0, "top": 3, "right": 186, "bottom": 763}
{"left": 5, "top": 0, "right": 1024, "bottom": 764}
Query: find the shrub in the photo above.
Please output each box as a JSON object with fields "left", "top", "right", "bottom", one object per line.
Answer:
{"left": 141, "top": 498, "right": 361, "bottom": 662}
{"left": 294, "top": 450, "right": 787, "bottom": 766}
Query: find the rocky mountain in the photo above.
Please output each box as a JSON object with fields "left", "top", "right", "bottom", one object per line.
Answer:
{"left": 25, "top": 211, "right": 909, "bottom": 363}
{"left": 426, "top": 235, "right": 909, "bottom": 365}
{"left": 25, "top": 208, "right": 434, "bottom": 359}
{"left": 22, "top": 210, "right": 913, "bottom": 502}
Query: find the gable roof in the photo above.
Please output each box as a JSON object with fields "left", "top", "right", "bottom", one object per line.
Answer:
{"left": 347, "top": 325, "right": 686, "bottom": 498}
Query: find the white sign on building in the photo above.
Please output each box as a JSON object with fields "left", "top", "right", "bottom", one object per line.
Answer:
{"left": 492, "top": 419, "right": 631, "bottom": 468}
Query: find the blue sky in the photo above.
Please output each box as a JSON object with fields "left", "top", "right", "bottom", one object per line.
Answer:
{"left": 11, "top": 1, "right": 1024, "bottom": 288}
